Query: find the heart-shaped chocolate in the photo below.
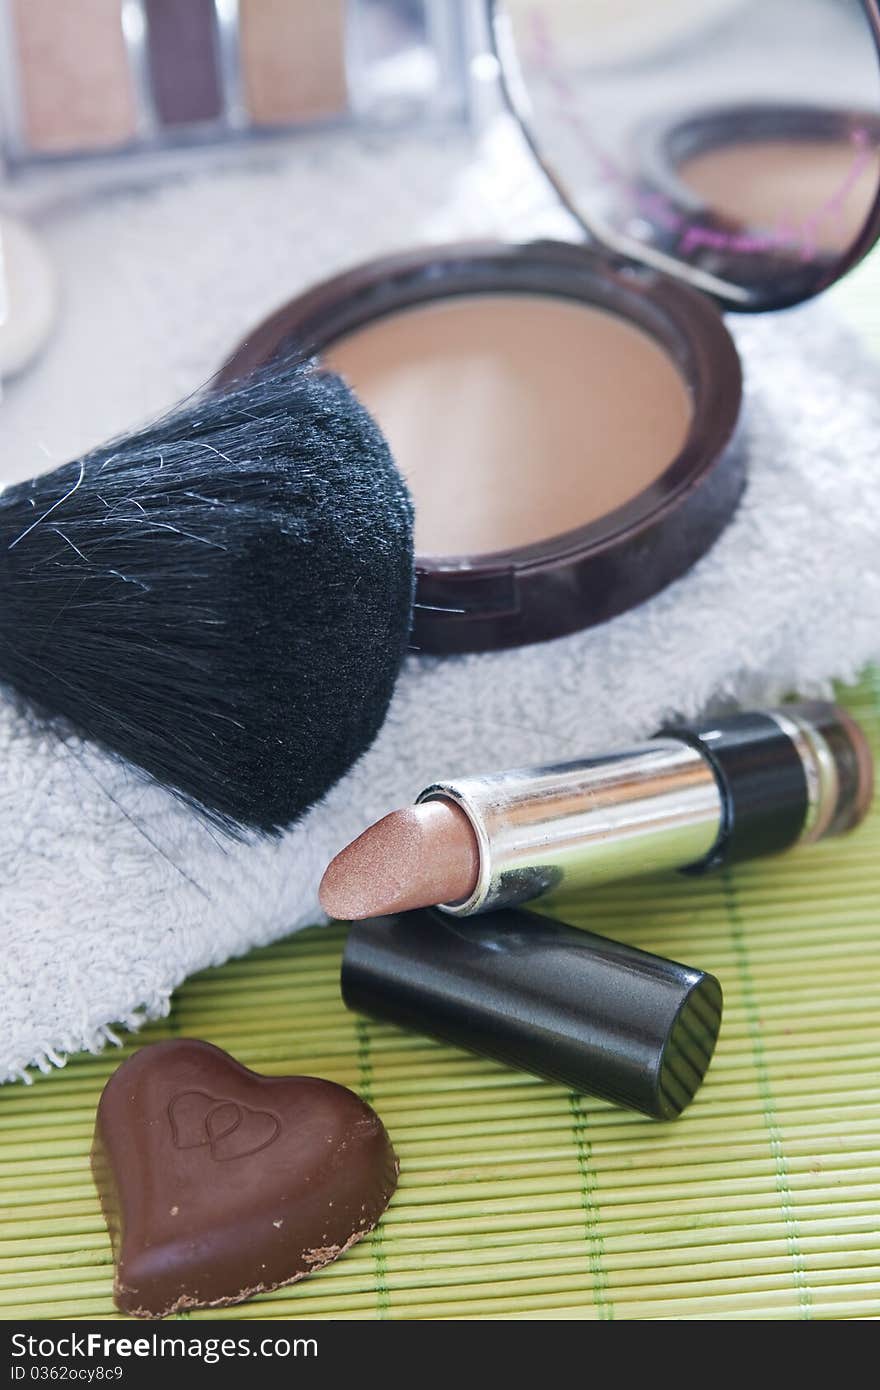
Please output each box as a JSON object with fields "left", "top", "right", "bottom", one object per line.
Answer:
{"left": 91, "top": 1039, "right": 399, "bottom": 1318}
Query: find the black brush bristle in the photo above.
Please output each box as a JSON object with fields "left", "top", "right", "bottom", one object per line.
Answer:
{"left": 0, "top": 363, "right": 414, "bottom": 833}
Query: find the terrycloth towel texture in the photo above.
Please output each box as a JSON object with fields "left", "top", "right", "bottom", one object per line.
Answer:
{"left": 2, "top": 121, "right": 880, "bottom": 1083}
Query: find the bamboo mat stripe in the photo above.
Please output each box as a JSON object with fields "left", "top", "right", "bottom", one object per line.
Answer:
{"left": 0, "top": 674, "right": 878, "bottom": 1321}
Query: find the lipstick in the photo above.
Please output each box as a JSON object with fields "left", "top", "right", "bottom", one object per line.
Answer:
{"left": 320, "top": 702, "right": 873, "bottom": 920}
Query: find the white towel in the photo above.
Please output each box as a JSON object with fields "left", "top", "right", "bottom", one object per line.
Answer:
{"left": 2, "top": 121, "right": 879, "bottom": 1083}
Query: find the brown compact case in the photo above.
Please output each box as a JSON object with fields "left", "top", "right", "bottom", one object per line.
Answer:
{"left": 221, "top": 0, "right": 880, "bottom": 655}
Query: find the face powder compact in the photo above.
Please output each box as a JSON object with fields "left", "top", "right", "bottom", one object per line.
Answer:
{"left": 221, "top": 0, "right": 880, "bottom": 655}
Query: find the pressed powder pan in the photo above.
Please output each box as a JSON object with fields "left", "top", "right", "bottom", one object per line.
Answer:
{"left": 323, "top": 291, "right": 695, "bottom": 558}
{"left": 221, "top": 0, "right": 880, "bottom": 655}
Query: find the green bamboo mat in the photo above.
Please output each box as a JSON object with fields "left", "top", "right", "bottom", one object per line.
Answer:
{"left": 0, "top": 674, "right": 878, "bottom": 1321}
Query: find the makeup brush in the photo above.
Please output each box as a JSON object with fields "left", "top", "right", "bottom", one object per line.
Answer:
{"left": 0, "top": 362, "right": 414, "bottom": 833}
{"left": 320, "top": 702, "right": 874, "bottom": 918}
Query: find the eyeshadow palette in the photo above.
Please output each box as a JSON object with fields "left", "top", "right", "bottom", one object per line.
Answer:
{"left": 0, "top": 0, "right": 467, "bottom": 172}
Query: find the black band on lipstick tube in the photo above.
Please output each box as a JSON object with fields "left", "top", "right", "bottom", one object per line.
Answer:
{"left": 665, "top": 711, "right": 809, "bottom": 871}
{"left": 341, "top": 908, "right": 723, "bottom": 1120}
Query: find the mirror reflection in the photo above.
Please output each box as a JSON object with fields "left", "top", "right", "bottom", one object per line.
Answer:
{"left": 499, "top": 0, "right": 880, "bottom": 306}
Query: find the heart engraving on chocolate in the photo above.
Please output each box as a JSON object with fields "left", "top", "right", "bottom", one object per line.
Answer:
{"left": 166, "top": 1088, "right": 214, "bottom": 1148}
{"left": 92, "top": 1039, "right": 399, "bottom": 1318}
{"left": 168, "top": 1090, "right": 281, "bottom": 1160}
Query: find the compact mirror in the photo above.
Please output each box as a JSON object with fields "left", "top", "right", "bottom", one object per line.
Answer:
{"left": 494, "top": 0, "right": 880, "bottom": 309}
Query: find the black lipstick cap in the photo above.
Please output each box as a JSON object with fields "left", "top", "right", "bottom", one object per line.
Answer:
{"left": 341, "top": 909, "right": 722, "bottom": 1120}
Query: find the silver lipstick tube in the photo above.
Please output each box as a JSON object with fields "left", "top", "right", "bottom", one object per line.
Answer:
{"left": 417, "top": 703, "right": 871, "bottom": 916}
{"left": 420, "top": 739, "right": 723, "bottom": 915}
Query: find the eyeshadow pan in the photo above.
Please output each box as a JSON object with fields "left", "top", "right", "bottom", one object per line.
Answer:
{"left": 10, "top": 0, "right": 137, "bottom": 153}
{"left": 240, "top": 0, "right": 348, "bottom": 126}
{"left": 144, "top": 0, "right": 222, "bottom": 128}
